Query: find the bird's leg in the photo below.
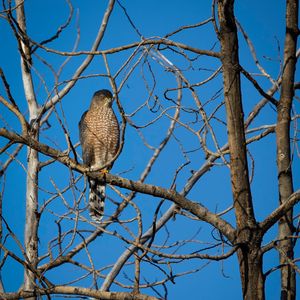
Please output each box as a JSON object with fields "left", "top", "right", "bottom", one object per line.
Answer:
{"left": 100, "top": 168, "right": 109, "bottom": 174}
{"left": 98, "top": 168, "right": 108, "bottom": 186}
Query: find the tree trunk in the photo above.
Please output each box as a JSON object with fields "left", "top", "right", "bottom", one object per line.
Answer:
{"left": 24, "top": 147, "right": 39, "bottom": 295}
{"left": 15, "top": 1, "right": 39, "bottom": 298}
{"left": 217, "top": 1, "right": 264, "bottom": 299}
{"left": 277, "top": 1, "right": 298, "bottom": 299}
{"left": 239, "top": 244, "right": 265, "bottom": 300}
{"left": 217, "top": 0, "right": 255, "bottom": 230}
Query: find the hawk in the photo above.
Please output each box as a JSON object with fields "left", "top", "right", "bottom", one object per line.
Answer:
{"left": 79, "top": 89, "right": 120, "bottom": 222}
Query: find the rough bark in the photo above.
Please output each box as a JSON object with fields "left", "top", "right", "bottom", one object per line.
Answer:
{"left": 15, "top": 1, "right": 39, "bottom": 298}
{"left": 23, "top": 148, "right": 39, "bottom": 296}
{"left": 217, "top": 0, "right": 264, "bottom": 299}
{"left": 277, "top": 1, "right": 298, "bottom": 299}
{"left": 217, "top": 0, "right": 255, "bottom": 231}
{"left": 0, "top": 286, "right": 159, "bottom": 300}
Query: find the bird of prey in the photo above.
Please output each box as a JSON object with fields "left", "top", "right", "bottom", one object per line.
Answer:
{"left": 79, "top": 89, "right": 120, "bottom": 222}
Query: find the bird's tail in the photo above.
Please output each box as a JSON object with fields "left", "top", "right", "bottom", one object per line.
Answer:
{"left": 88, "top": 178, "right": 105, "bottom": 222}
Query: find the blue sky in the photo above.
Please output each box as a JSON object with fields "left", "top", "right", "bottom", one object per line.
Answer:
{"left": 0, "top": 0, "right": 299, "bottom": 299}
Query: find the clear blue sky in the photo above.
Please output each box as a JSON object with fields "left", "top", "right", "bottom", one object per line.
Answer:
{"left": 0, "top": 0, "right": 299, "bottom": 299}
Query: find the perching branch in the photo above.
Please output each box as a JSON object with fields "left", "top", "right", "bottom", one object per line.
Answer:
{"left": 0, "top": 286, "right": 159, "bottom": 300}
{"left": 0, "top": 127, "right": 236, "bottom": 241}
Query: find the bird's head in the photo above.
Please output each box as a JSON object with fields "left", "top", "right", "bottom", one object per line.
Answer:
{"left": 91, "top": 89, "right": 114, "bottom": 109}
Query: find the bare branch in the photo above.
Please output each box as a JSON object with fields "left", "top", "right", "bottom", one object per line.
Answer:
{"left": 0, "top": 286, "right": 159, "bottom": 300}
{"left": 41, "top": 0, "right": 116, "bottom": 113}
{"left": 25, "top": 37, "right": 221, "bottom": 59}
{"left": 0, "top": 127, "right": 236, "bottom": 241}
{"left": 260, "top": 190, "right": 300, "bottom": 233}
{"left": 240, "top": 66, "right": 278, "bottom": 107}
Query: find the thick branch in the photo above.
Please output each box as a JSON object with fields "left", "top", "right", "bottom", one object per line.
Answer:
{"left": 103, "top": 173, "right": 235, "bottom": 241}
{"left": 15, "top": 0, "right": 39, "bottom": 295}
{"left": 217, "top": 1, "right": 262, "bottom": 299}
{"left": 217, "top": 0, "right": 255, "bottom": 232}
{"left": 260, "top": 190, "right": 300, "bottom": 233}
{"left": 0, "top": 128, "right": 236, "bottom": 242}
{"left": 0, "top": 286, "right": 158, "bottom": 300}
{"left": 276, "top": 1, "right": 298, "bottom": 298}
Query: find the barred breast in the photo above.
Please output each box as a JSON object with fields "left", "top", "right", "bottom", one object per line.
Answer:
{"left": 85, "top": 106, "right": 120, "bottom": 168}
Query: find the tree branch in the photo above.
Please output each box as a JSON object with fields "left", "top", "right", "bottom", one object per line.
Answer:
{"left": 260, "top": 190, "right": 300, "bottom": 233}
{"left": 240, "top": 66, "right": 278, "bottom": 107}
{"left": 25, "top": 37, "right": 221, "bottom": 59}
{"left": 41, "top": 0, "right": 116, "bottom": 113}
{"left": 0, "top": 127, "right": 236, "bottom": 242}
{"left": 0, "top": 286, "right": 159, "bottom": 300}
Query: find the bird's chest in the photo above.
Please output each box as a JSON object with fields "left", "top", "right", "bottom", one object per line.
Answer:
{"left": 86, "top": 109, "right": 116, "bottom": 138}
{"left": 85, "top": 108, "right": 119, "bottom": 165}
